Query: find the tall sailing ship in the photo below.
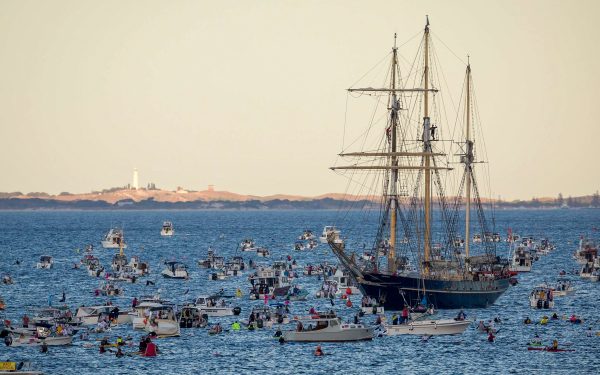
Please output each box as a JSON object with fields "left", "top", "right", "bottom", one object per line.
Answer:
{"left": 327, "top": 18, "right": 511, "bottom": 309}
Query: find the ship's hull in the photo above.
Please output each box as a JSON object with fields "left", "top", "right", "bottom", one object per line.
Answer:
{"left": 358, "top": 273, "right": 510, "bottom": 310}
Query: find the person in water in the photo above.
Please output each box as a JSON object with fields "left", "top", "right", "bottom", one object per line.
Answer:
{"left": 40, "top": 341, "right": 48, "bottom": 353}
{"left": 551, "top": 339, "right": 559, "bottom": 350}
{"left": 231, "top": 321, "right": 241, "bottom": 331}
{"left": 530, "top": 334, "right": 542, "bottom": 346}
{"left": 488, "top": 331, "right": 495, "bottom": 342}
{"left": 551, "top": 312, "right": 559, "bottom": 320}
{"left": 115, "top": 347, "right": 124, "bottom": 357}
{"left": 139, "top": 336, "right": 148, "bottom": 353}
{"left": 144, "top": 338, "right": 158, "bottom": 357}
{"left": 524, "top": 317, "right": 532, "bottom": 324}
{"left": 99, "top": 337, "right": 110, "bottom": 354}
{"left": 314, "top": 345, "right": 324, "bottom": 356}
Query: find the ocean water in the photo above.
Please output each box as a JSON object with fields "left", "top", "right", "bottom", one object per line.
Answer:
{"left": 0, "top": 209, "right": 599, "bottom": 375}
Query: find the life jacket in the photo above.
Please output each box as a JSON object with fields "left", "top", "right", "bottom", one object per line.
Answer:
{"left": 144, "top": 342, "right": 157, "bottom": 357}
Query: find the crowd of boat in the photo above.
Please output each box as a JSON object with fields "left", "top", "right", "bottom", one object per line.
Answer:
{"left": 0, "top": 223, "right": 599, "bottom": 370}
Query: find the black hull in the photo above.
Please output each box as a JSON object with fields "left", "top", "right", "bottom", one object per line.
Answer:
{"left": 358, "top": 273, "right": 510, "bottom": 310}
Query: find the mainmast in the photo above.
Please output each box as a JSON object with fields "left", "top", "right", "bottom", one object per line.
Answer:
{"left": 388, "top": 33, "right": 399, "bottom": 274}
{"left": 464, "top": 61, "right": 473, "bottom": 258}
{"left": 423, "top": 16, "right": 432, "bottom": 272}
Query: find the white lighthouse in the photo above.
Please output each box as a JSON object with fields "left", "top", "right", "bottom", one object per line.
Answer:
{"left": 132, "top": 168, "right": 139, "bottom": 190}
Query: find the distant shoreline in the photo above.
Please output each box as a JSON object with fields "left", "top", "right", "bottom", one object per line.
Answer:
{"left": 0, "top": 197, "right": 597, "bottom": 211}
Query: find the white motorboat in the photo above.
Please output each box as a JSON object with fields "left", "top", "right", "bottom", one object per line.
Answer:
{"left": 246, "top": 305, "right": 290, "bottom": 328}
{"left": 319, "top": 226, "right": 342, "bottom": 244}
{"left": 283, "top": 313, "right": 373, "bottom": 342}
{"left": 36, "top": 256, "right": 53, "bottom": 269}
{"left": 101, "top": 228, "right": 127, "bottom": 249}
{"left": 111, "top": 253, "right": 128, "bottom": 271}
{"left": 256, "top": 247, "right": 270, "bottom": 257}
{"left": 332, "top": 269, "right": 361, "bottom": 295}
{"left": 574, "top": 237, "right": 597, "bottom": 264}
{"left": 248, "top": 266, "right": 291, "bottom": 299}
{"left": 298, "top": 230, "right": 316, "bottom": 240}
{"left": 529, "top": 286, "right": 555, "bottom": 309}
{"left": 178, "top": 305, "right": 208, "bottom": 328}
{"left": 193, "top": 295, "right": 241, "bottom": 317}
{"left": 128, "top": 256, "right": 150, "bottom": 275}
{"left": 143, "top": 305, "right": 180, "bottom": 337}
{"left": 240, "top": 239, "right": 257, "bottom": 252}
{"left": 198, "top": 249, "right": 226, "bottom": 269}
{"left": 316, "top": 280, "right": 338, "bottom": 299}
{"left": 552, "top": 280, "right": 574, "bottom": 297}
{"left": 75, "top": 305, "right": 132, "bottom": 325}
{"left": 161, "top": 261, "right": 189, "bottom": 279}
{"left": 510, "top": 245, "right": 533, "bottom": 272}
{"left": 385, "top": 319, "right": 471, "bottom": 336}
{"left": 160, "top": 221, "right": 174, "bottom": 236}
{"left": 130, "top": 301, "right": 166, "bottom": 330}
{"left": 6, "top": 334, "right": 73, "bottom": 347}
{"left": 95, "top": 281, "right": 125, "bottom": 296}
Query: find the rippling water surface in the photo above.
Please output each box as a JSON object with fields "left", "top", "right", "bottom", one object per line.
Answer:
{"left": 0, "top": 209, "right": 599, "bottom": 374}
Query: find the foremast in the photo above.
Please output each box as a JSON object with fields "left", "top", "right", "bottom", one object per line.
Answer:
{"left": 330, "top": 17, "right": 449, "bottom": 278}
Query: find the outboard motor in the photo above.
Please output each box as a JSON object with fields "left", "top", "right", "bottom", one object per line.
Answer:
{"left": 232, "top": 307, "right": 242, "bottom": 316}
{"left": 537, "top": 299, "right": 543, "bottom": 309}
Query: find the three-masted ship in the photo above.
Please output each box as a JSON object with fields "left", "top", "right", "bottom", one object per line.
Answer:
{"left": 327, "top": 18, "right": 510, "bottom": 309}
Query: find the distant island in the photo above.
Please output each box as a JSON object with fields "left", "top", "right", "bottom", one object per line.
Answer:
{"left": 0, "top": 186, "right": 598, "bottom": 210}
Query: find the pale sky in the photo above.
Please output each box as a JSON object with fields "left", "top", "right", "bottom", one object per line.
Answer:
{"left": 0, "top": 0, "right": 598, "bottom": 200}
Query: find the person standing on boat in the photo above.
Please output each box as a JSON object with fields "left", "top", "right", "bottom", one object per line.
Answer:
{"left": 400, "top": 306, "right": 409, "bottom": 324}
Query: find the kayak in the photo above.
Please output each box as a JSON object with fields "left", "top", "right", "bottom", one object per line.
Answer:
{"left": 527, "top": 347, "right": 575, "bottom": 352}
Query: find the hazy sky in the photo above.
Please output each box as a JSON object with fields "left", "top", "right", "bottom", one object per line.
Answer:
{"left": 0, "top": 0, "right": 598, "bottom": 200}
